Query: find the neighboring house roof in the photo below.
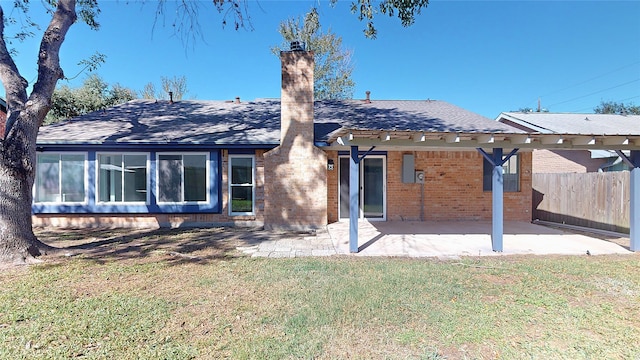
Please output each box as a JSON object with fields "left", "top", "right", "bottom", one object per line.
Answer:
{"left": 497, "top": 112, "right": 640, "bottom": 135}
{"left": 37, "top": 98, "right": 519, "bottom": 146}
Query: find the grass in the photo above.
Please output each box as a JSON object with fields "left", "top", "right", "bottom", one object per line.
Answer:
{"left": 0, "top": 228, "right": 639, "bottom": 359}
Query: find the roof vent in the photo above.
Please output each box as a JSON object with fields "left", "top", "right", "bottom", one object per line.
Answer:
{"left": 584, "top": 117, "right": 590, "bottom": 121}
{"left": 290, "top": 41, "right": 306, "bottom": 51}
{"left": 363, "top": 90, "right": 371, "bottom": 104}
{"left": 235, "top": 96, "right": 241, "bottom": 104}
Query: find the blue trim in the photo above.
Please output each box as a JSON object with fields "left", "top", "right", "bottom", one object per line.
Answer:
{"left": 87, "top": 151, "right": 96, "bottom": 208}
{"left": 149, "top": 151, "right": 158, "bottom": 207}
{"left": 630, "top": 150, "right": 640, "bottom": 252}
{"left": 33, "top": 149, "right": 223, "bottom": 214}
{"left": 349, "top": 146, "right": 360, "bottom": 253}
{"left": 491, "top": 148, "right": 504, "bottom": 252}
{"left": 37, "top": 143, "right": 277, "bottom": 152}
{"left": 210, "top": 151, "right": 221, "bottom": 211}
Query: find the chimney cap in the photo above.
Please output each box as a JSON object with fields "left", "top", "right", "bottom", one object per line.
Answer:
{"left": 290, "top": 41, "right": 306, "bottom": 52}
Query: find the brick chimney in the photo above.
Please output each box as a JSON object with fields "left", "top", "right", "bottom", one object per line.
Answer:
{"left": 263, "top": 43, "right": 328, "bottom": 230}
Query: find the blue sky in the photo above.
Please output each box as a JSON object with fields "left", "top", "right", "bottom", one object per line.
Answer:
{"left": 3, "top": 0, "right": 640, "bottom": 119}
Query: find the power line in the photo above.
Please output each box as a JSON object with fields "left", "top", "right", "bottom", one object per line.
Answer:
{"left": 526, "top": 60, "right": 640, "bottom": 108}
{"left": 535, "top": 61, "right": 640, "bottom": 103}
{"left": 545, "top": 78, "right": 640, "bottom": 108}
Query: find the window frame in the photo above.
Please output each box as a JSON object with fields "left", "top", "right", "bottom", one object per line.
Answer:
{"left": 156, "top": 152, "right": 210, "bottom": 205}
{"left": 34, "top": 152, "right": 88, "bottom": 204}
{"left": 228, "top": 154, "right": 255, "bottom": 216}
{"left": 96, "top": 152, "right": 150, "bottom": 204}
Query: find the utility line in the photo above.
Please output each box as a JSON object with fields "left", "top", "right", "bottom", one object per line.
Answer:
{"left": 545, "top": 78, "right": 640, "bottom": 108}
{"left": 536, "top": 61, "right": 640, "bottom": 101}
{"left": 526, "top": 60, "right": 640, "bottom": 108}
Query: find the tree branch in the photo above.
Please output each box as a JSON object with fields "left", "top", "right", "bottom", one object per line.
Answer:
{"left": 30, "top": 0, "right": 78, "bottom": 126}
{"left": 0, "top": 5, "right": 30, "bottom": 139}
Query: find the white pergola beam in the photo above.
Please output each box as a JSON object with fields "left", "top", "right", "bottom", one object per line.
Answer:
{"left": 541, "top": 135, "right": 563, "bottom": 145}
{"left": 477, "top": 134, "right": 495, "bottom": 144}
{"left": 602, "top": 136, "right": 629, "bottom": 146}
{"left": 571, "top": 136, "right": 596, "bottom": 146}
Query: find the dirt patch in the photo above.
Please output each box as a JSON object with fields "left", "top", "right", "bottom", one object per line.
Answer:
{"left": 34, "top": 227, "right": 280, "bottom": 266}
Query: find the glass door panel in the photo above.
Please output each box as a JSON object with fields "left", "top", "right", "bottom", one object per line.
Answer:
{"left": 339, "top": 157, "right": 351, "bottom": 219}
{"left": 338, "top": 156, "right": 385, "bottom": 220}
{"left": 363, "top": 158, "right": 384, "bottom": 219}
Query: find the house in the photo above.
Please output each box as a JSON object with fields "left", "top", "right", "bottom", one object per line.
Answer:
{"left": 33, "top": 49, "right": 532, "bottom": 228}
{"left": 496, "top": 112, "right": 640, "bottom": 173}
{"left": 33, "top": 46, "right": 640, "bottom": 252}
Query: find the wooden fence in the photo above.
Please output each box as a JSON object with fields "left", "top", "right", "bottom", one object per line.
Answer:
{"left": 532, "top": 172, "right": 630, "bottom": 233}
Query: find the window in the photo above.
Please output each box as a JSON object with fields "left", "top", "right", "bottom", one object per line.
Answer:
{"left": 35, "top": 153, "right": 86, "bottom": 203}
{"left": 98, "top": 154, "right": 148, "bottom": 203}
{"left": 157, "top": 153, "right": 208, "bottom": 203}
{"left": 483, "top": 154, "right": 520, "bottom": 192}
{"left": 229, "top": 155, "right": 254, "bottom": 215}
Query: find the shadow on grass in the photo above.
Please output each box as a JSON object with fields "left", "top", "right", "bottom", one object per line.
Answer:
{"left": 35, "top": 227, "right": 279, "bottom": 266}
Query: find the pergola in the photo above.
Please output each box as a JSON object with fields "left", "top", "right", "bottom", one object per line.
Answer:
{"left": 325, "top": 128, "right": 640, "bottom": 253}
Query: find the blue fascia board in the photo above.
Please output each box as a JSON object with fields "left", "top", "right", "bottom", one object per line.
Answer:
{"left": 33, "top": 203, "right": 220, "bottom": 214}
{"left": 36, "top": 143, "right": 279, "bottom": 151}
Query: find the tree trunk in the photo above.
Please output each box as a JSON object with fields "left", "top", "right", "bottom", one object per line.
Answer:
{"left": 0, "top": 164, "right": 54, "bottom": 264}
{"left": 0, "top": 116, "right": 55, "bottom": 265}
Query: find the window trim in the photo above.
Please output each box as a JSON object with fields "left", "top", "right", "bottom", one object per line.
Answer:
{"left": 34, "top": 152, "right": 88, "bottom": 204}
{"left": 482, "top": 153, "right": 520, "bottom": 192}
{"left": 228, "top": 154, "right": 255, "bottom": 216}
{"left": 96, "top": 152, "right": 150, "bottom": 204}
{"left": 156, "top": 152, "right": 210, "bottom": 205}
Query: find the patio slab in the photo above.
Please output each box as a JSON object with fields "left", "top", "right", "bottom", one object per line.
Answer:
{"left": 327, "top": 221, "right": 632, "bottom": 258}
{"left": 239, "top": 221, "right": 633, "bottom": 258}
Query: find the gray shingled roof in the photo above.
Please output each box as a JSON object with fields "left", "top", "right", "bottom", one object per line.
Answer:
{"left": 499, "top": 112, "right": 640, "bottom": 136}
{"left": 313, "top": 99, "right": 521, "bottom": 142}
{"left": 37, "top": 99, "right": 282, "bottom": 146}
{"left": 37, "top": 98, "right": 519, "bottom": 146}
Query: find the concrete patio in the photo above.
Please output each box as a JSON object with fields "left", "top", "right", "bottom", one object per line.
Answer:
{"left": 328, "top": 221, "right": 632, "bottom": 258}
{"left": 242, "top": 221, "right": 633, "bottom": 259}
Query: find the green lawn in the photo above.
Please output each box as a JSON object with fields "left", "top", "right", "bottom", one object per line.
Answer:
{"left": 0, "top": 228, "right": 639, "bottom": 359}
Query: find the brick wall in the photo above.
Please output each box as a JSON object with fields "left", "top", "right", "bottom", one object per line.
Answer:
{"left": 532, "top": 149, "right": 608, "bottom": 173}
{"left": 326, "top": 150, "right": 532, "bottom": 223}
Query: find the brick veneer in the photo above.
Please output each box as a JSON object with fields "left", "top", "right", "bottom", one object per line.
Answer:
{"left": 532, "top": 149, "right": 608, "bottom": 173}
{"left": 263, "top": 50, "right": 328, "bottom": 230}
{"left": 326, "top": 150, "right": 532, "bottom": 223}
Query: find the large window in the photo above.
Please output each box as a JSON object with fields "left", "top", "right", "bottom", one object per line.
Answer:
{"left": 483, "top": 154, "right": 520, "bottom": 192}
{"left": 157, "top": 153, "right": 208, "bottom": 203}
{"left": 229, "top": 155, "right": 254, "bottom": 215}
{"left": 35, "top": 153, "right": 86, "bottom": 203}
{"left": 98, "top": 154, "right": 148, "bottom": 203}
